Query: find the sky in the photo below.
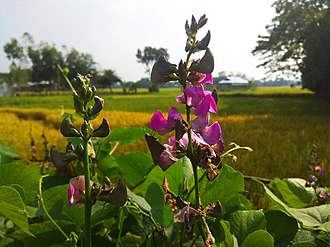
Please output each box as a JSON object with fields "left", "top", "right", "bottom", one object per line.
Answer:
{"left": 0, "top": 0, "right": 276, "bottom": 82}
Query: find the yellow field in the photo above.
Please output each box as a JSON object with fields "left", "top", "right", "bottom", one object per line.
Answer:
{"left": 0, "top": 107, "right": 329, "bottom": 179}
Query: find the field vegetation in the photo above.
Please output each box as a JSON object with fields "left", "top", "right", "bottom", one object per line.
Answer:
{"left": 1, "top": 86, "right": 329, "bottom": 180}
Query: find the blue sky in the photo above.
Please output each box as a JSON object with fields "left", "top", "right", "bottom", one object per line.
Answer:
{"left": 0, "top": 0, "right": 275, "bottom": 81}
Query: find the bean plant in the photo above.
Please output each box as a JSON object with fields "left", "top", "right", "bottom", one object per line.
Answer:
{"left": 0, "top": 14, "right": 329, "bottom": 247}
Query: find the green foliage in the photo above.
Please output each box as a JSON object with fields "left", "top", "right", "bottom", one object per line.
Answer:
{"left": 0, "top": 186, "right": 32, "bottom": 236}
{"left": 0, "top": 162, "right": 39, "bottom": 204}
{"left": 253, "top": 0, "right": 330, "bottom": 95}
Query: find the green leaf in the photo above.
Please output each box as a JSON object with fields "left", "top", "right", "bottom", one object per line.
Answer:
{"left": 43, "top": 184, "right": 84, "bottom": 228}
{"left": 229, "top": 210, "right": 267, "bottom": 245}
{"left": 273, "top": 178, "right": 315, "bottom": 208}
{"left": 10, "top": 184, "right": 25, "bottom": 203}
{"left": 127, "top": 188, "right": 152, "bottom": 213}
{"left": 105, "top": 126, "right": 146, "bottom": 145}
{"left": 209, "top": 219, "right": 234, "bottom": 246}
{"left": 291, "top": 229, "right": 317, "bottom": 246}
{"left": 265, "top": 210, "right": 298, "bottom": 246}
{"left": 0, "top": 145, "right": 21, "bottom": 161}
{"left": 258, "top": 180, "right": 330, "bottom": 228}
{"left": 200, "top": 164, "right": 244, "bottom": 206}
{"left": 96, "top": 154, "right": 120, "bottom": 179}
{"left": 116, "top": 152, "right": 154, "bottom": 187}
{"left": 0, "top": 186, "right": 33, "bottom": 236}
{"left": 289, "top": 205, "right": 330, "bottom": 228}
{"left": 0, "top": 162, "right": 39, "bottom": 204}
{"left": 137, "top": 159, "right": 185, "bottom": 227}
{"left": 10, "top": 220, "right": 77, "bottom": 247}
{"left": 91, "top": 201, "right": 117, "bottom": 227}
{"left": 241, "top": 230, "right": 274, "bottom": 247}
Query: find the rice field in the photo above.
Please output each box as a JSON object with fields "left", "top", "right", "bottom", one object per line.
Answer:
{"left": 0, "top": 86, "right": 329, "bottom": 180}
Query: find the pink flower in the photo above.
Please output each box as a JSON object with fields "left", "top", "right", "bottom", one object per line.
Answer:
{"left": 315, "top": 166, "right": 325, "bottom": 175}
{"left": 174, "top": 205, "right": 201, "bottom": 231}
{"left": 188, "top": 72, "right": 213, "bottom": 86}
{"left": 191, "top": 114, "right": 224, "bottom": 152}
{"left": 68, "top": 176, "right": 93, "bottom": 208}
{"left": 150, "top": 106, "right": 183, "bottom": 135}
{"left": 176, "top": 85, "right": 217, "bottom": 116}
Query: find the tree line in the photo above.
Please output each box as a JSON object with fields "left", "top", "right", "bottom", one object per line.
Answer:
{"left": 3, "top": 32, "right": 121, "bottom": 91}
{"left": 253, "top": 0, "right": 330, "bottom": 96}
{"left": 3, "top": 33, "right": 169, "bottom": 93}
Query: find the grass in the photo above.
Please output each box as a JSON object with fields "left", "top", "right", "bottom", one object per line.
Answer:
{"left": 0, "top": 86, "right": 329, "bottom": 181}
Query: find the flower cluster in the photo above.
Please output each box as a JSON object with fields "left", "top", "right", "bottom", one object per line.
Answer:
{"left": 50, "top": 73, "right": 127, "bottom": 208}
{"left": 146, "top": 15, "right": 224, "bottom": 181}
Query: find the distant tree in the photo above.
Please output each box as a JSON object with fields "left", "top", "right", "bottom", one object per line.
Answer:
{"left": 28, "top": 42, "right": 64, "bottom": 82}
{"left": 3, "top": 38, "right": 25, "bottom": 68}
{"left": 3, "top": 37, "right": 31, "bottom": 85}
{"left": 93, "top": 69, "right": 121, "bottom": 93}
{"left": 136, "top": 47, "right": 169, "bottom": 74}
{"left": 252, "top": 0, "right": 330, "bottom": 95}
{"left": 301, "top": 9, "right": 330, "bottom": 96}
{"left": 136, "top": 46, "right": 169, "bottom": 92}
{"left": 64, "top": 48, "right": 97, "bottom": 80}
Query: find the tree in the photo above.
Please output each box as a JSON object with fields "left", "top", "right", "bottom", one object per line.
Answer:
{"left": 64, "top": 48, "right": 97, "bottom": 80}
{"left": 93, "top": 69, "right": 121, "bottom": 93}
{"left": 3, "top": 38, "right": 25, "bottom": 68}
{"left": 28, "top": 42, "right": 64, "bottom": 82}
{"left": 136, "top": 46, "right": 169, "bottom": 92}
{"left": 3, "top": 37, "right": 30, "bottom": 85}
{"left": 253, "top": 0, "right": 330, "bottom": 95}
{"left": 301, "top": 9, "right": 330, "bottom": 96}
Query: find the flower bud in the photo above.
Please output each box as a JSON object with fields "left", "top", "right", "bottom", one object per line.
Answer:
{"left": 150, "top": 56, "right": 177, "bottom": 85}
{"left": 50, "top": 146, "right": 77, "bottom": 168}
{"left": 195, "top": 30, "right": 210, "bottom": 51}
{"left": 79, "top": 85, "right": 88, "bottom": 103}
{"left": 89, "top": 96, "right": 104, "bottom": 119}
{"left": 195, "top": 48, "right": 214, "bottom": 74}
{"left": 91, "top": 118, "right": 110, "bottom": 137}
{"left": 73, "top": 93, "right": 84, "bottom": 115}
{"left": 98, "top": 178, "right": 127, "bottom": 206}
{"left": 197, "top": 14, "right": 208, "bottom": 29}
{"left": 190, "top": 15, "right": 198, "bottom": 34}
{"left": 60, "top": 115, "right": 81, "bottom": 137}
{"left": 81, "top": 121, "right": 93, "bottom": 140}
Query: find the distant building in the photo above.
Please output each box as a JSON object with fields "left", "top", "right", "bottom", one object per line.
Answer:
{"left": 218, "top": 76, "right": 249, "bottom": 90}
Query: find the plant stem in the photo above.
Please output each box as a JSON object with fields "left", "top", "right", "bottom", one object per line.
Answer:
{"left": 83, "top": 139, "right": 92, "bottom": 247}
{"left": 39, "top": 175, "right": 69, "bottom": 242}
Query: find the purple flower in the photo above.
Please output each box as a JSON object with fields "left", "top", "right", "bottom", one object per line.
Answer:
{"left": 188, "top": 72, "right": 213, "bottom": 86}
{"left": 150, "top": 106, "right": 183, "bottom": 135}
{"left": 315, "top": 166, "right": 325, "bottom": 175}
{"left": 68, "top": 176, "right": 93, "bottom": 208}
{"left": 318, "top": 189, "right": 329, "bottom": 200}
{"left": 174, "top": 205, "right": 201, "bottom": 231}
{"left": 176, "top": 85, "right": 217, "bottom": 116}
{"left": 191, "top": 114, "right": 224, "bottom": 152}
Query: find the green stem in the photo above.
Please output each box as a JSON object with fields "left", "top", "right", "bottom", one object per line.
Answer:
{"left": 39, "top": 175, "right": 69, "bottom": 242}
{"left": 57, "top": 64, "right": 76, "bottom": 94}
{"left": 83, "top": 139, "right": 92, "bottom": 247}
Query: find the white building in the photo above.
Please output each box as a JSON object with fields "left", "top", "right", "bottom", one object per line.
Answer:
{"left": 218, "top": 76, "right": 249, "bottom": 90}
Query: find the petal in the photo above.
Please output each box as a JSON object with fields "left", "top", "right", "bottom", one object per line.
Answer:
{"left": 167, "top": 106, "right": 183, "bottom": 128}
{"left": 191, "top": 114, "right": 210, "bottom": 132}
{"left": 202, "top": 122, "right": 221, "bottom": 145}
{"left": 150, "top": 110, "right": 169, "bottom": 135}
{"left": 200, "top": 74, "right": 213, "bottom": 84}
{"left": 68, "top": 184, "right": 75, "bottom": 206}
{"left": 158, "top": 148, "right": 178, "bottom": 171}
{"left": 176, "top": 93, "right": 186, "bottom": 104}
{"left": 194, "top": 94, "right": 211, "bottom": 116}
